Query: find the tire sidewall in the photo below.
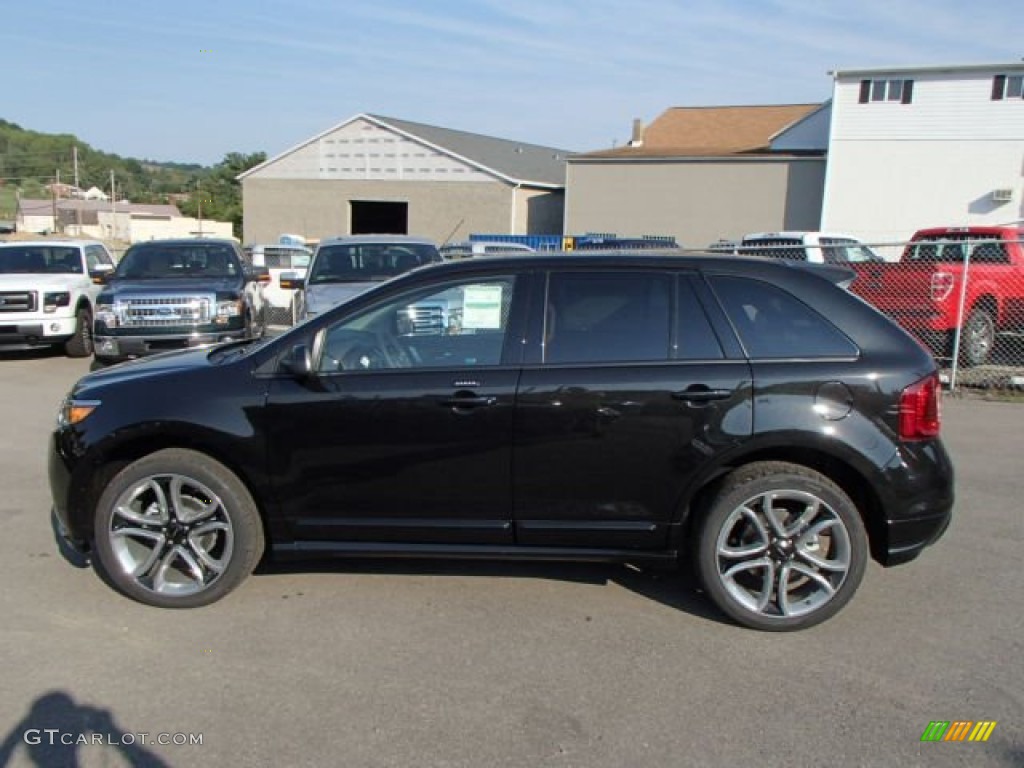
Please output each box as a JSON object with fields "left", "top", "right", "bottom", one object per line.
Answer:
{"left": 697, "top": 466, "right": 868, "bottom": 632}
{"left": 64, "top": 308, "right": 93, "bottom": 358}
{"left": 91, "top": 449, "right": 263, "bottom": 609}
{"left": 962, "top": 309, "right": 994, "bottom": 367}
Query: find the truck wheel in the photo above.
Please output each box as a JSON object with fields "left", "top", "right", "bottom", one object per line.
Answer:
{"left": 64, "top": 308, "right": 93, "bottom": 358}
{"left": 696, "top": 461, "right": 867, "bottom": 631}
{"left": 960, "top": 308, "right": 995, "bottom": 367}
{"left": 91, "top": 448, "right": 264, "bottom": 608}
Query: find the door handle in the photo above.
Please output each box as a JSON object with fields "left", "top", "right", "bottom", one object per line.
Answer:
{"left": 441, "top": 395, "right": 498, "bottom": 409}
{"left": 672, "top": 387, "right": 733, "bottom": 403}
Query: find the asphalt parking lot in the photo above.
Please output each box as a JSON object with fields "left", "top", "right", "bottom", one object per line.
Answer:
{"left": 0, "top": 349, "right": 1020, "bottom": 768}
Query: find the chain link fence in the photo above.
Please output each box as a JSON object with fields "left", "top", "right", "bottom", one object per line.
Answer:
{"left": 253, "top": 236, "right": 1024, "bottom": 393}
{"left": 731, "top": 237, "right": 1024, "bottom": 393}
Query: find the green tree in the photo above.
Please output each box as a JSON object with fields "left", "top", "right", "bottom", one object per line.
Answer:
{"left": 178, "top": 151, "right": 265, "bottom": 238}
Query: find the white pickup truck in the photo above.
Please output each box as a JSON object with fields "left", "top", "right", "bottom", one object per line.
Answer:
{"left": 0, "top": 239, "right": 115, "bottom": 356}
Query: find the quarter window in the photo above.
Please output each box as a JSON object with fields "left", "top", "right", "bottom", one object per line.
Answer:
{"left": 318, "top": 276, "right": 516, "bottom": 372}
{"left": 710, "top": 276, "right": 858, "bottom": 359}
{"left": 543, "top": 272, "right": 671, "bottom": 364}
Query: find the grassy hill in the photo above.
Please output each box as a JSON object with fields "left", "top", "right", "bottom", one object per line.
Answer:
{"left": 0, "top": 118, "right": 206, "bottom": 206}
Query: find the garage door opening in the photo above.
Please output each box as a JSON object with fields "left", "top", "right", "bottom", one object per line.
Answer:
{"left": 351, "top": 201, "right": 408, "bottom": 235}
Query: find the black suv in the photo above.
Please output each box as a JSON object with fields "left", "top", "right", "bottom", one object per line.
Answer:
{"left": 49, "top": 253, "right": 953, "bottom": 630}
{"left": 93, "top": 238, "right": 267, "bottom": 364}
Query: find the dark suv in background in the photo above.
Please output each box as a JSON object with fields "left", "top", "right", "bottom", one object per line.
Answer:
{"left": 92, "top": 238, "right": 268, "bottom": 364}
{"left": 49, "top": 252, "right": 953, "bottom": 631}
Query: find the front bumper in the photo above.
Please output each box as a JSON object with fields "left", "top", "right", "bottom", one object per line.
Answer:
{"left": 48, "top": 429, "right": 89, "bottom": 548}
{"left": 94, "top": 330, "right": 245, "bottom": 362}
{"left": 0, "top": 315, "right": 76, "bottom": 348}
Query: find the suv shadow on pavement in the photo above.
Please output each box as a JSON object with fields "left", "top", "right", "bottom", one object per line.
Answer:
{"left": 253, "top": 558, "right": 728, "bottom": 626}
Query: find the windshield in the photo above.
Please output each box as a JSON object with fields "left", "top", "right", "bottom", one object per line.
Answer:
{"left": 251, "top": 246, "right": 312, "bottom": 270}
{"left": 307, "top": 243, "right": 440, "bottom": 285}
{"left": 907, "top": 236, "right": 1010, "bottom": 264}
{"left": 0, "top": 246, "right": 82, "bottom": 274}
{"left": 739, "top": 239, "right": 806, "bottom": 260}
{"left": 116, "top": 243, "right": 241, "bottom": 279}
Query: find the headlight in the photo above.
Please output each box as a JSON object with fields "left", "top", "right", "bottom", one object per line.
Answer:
{"left": 43, "top": 292, "right": 71, "bottom": 313}
{"left": 95, "top": 301, "right": 117, "bottom": 328}
{"left": 216, "top": 299, "right": 243, "bottom": 318}
{"left": 57, "top": 397, "right": 101, "bottom": 428}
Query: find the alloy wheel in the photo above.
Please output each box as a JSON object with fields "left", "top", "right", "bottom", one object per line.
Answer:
{"left": 714, "top": 489, "right": 852, "bottom": 619}
{"left": 107, "top": 474, "right": 234, "bottom": 597}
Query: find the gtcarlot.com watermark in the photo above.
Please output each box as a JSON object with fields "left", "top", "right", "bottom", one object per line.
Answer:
{"left": 23, "top": 729, "right": 203, "bottom": 746}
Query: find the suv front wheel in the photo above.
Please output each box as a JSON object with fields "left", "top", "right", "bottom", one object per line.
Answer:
{"left": 696, "top": 461, "right": 867, "bottom": 631}
{"left": 91, "top": 449, "right": 265, "bottom": 608}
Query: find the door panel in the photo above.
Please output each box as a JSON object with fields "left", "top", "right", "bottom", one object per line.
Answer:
{"left": 514, "top": 363, "right": 752, "bottom": 549}
{"left": 265, "top": 273, "right": 525, "bottom": 545}
{"left": 266, "top": 369, "right": 518, "bottom": 544}
{"left": 513, "top": 270, "right": 753, "bottom": 550}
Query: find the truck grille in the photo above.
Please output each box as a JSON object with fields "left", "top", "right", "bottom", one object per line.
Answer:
{"left": 117, "top": 295, "right": 214, "bottom": 327}
{"left": 407, "top": 304, "right": 445, "bottom": 334}
{"left": 0, "top": 291, "right": 36, "bottom": 313}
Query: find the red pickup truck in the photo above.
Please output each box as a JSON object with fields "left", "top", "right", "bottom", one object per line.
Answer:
{"left": 850, "top": 226, "right": 1024, "bottom": 366}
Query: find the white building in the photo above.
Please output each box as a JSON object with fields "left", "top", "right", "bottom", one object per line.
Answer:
{"left": 16, "top": 199, "right": 233, "bottom": 242}
{"left": 821, "top": 62, "right": 1024, "bottom": 242}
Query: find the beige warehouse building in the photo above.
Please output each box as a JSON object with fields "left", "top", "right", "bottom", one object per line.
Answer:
{"left": 565, "top": 104, "right": 830, "bottom": 249}
{"left": 239, "top": 113, "right": 571, "bottom": 246}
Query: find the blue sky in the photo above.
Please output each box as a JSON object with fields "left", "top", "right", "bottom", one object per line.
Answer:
{"left": 5, "top": 0, "right": 1020, "bottom": 166}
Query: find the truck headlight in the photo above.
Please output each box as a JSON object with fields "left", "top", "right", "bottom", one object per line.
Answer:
{"left": 216, "top": 300, "right": 243, "bottom": 318}
{"left": 95, "top": 302, "right": 117, "bottom": 328}
{"left": 43, "top": 292, "right": 71, "bottom": 313}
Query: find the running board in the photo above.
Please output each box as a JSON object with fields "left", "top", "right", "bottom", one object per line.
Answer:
{"left": 273, "top": 541, "right": 679, "bottom": 565}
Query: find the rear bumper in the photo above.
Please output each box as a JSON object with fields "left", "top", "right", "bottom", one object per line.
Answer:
{"left": 876, "top": 440, "right": 955, "bottom": 566}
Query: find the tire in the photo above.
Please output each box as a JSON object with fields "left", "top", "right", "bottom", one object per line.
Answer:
{"left": 91, "top": 448, "right": 265, "bottom": 608}
{"left": 64, "top": 307, "right": 93, "bottom": 358}
{"left": 696, "top": 461, "right": 867, "bottom": 632}
{"left": 959, "top": 308, "right": 995, "bottom": 367}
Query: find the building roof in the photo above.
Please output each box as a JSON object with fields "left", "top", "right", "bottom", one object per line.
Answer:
{"left": 831, "top": 61, "right": 1024, "bottom": 79}
{"left": 574, "top": 104, "right": 823, "bottom": 160}
{"left": 238, "top": 113, "right": 573, "bottom": 188}
{"left": 17, "top": 198, "right": 181, "bottom": 217}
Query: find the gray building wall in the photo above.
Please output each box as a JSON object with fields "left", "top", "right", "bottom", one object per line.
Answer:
{"left": 564, "top": 158, "right": 826, "bottom": 247}
{"left": 242, "top": 179, "right": 519, "bottom": 245}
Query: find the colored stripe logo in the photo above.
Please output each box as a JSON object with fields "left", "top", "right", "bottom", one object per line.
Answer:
{"left": 921, "top": 721, "right": 997, "bottom": 742}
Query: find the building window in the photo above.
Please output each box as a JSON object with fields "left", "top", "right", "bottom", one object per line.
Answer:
{"left": 858, "top": 78, "right": 914, "bottom": 104}
{"left": 992, "top": 74, "right": 1024, "bottom": 100}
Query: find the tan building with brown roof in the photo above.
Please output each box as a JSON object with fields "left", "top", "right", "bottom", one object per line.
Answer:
{"left": 565, "top": 103, "right": 831, "bottom": 248}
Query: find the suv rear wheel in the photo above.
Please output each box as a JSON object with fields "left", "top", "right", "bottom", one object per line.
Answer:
{"left": 696, "top": 461, "right": 867, "bottom": 631}
{"left": 91, "top": 449, "right": 264, "bottom": 608}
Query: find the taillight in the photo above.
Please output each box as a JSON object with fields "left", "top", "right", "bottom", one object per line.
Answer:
{"left": 930, "top": 272, "right": 954, "bottom": 301}
{"left": 899, "top": 373, "right": 941, "bottom": 440}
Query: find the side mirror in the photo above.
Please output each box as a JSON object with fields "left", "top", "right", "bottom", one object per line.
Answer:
{"left": 90, "top": 269, "right": 112, "bottom": 285}
{"left": 281, "top": 343, "right": 314, "bottom": 379}
{"left": 280, "top": 274, "right": 305, "bottom": 290}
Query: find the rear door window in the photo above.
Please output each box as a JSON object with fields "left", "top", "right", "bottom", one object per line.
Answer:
{"left": 544, "top": 272, "right": 671, "bottom": 364}
{"left": 709, "top": 276, "right": 858, "bottom": 359}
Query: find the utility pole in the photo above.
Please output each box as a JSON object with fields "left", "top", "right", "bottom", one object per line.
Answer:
{"left": 73, "top": 145, "right": 82, "bottom": 232}
{"left": 51, "top": 172, "right": 58, "bottom": 233}
{"left": 197, "top": 179, "right": 203, "bottom": 236}
{"left": 110, "top": 170, "right": 116, "bottom": 241}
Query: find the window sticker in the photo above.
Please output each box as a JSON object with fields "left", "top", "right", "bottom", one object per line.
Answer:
{"left": 462, "top": 285, "right": 503, "bottom": 329}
